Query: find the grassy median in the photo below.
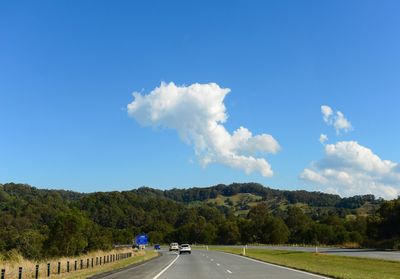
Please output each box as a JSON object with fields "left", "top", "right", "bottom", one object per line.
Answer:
{"left": 211, "top": 247, "right": 400, "bottom": 279}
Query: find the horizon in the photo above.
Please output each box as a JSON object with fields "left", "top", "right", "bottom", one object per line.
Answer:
{"left": 1, "top": 1, "right": 400, "bottom": 199}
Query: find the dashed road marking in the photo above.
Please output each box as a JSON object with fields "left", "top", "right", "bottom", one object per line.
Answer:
{"left": 216, "top": 263, "right": 220, "bottom": 266}
{"left": 226, "top": 269, "right": 232, "bottom": 274}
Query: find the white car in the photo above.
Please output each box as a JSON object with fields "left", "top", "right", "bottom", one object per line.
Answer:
{"left": 179, "top": 244, "right": 191, "bottom": 254}
{"left": 169, "top": 242, "right": 179, "bottom": 251}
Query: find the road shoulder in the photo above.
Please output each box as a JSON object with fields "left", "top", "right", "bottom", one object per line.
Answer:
{"left": 88, "top": 251, "right": 161, "bottom": 279}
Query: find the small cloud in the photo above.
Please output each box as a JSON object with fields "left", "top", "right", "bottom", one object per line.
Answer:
{"left": 334, "top": 111, "right": 352, "bottom": 134}
{"left": 321, "top": 105, "right": 353, "bottom": 135}
{"left": 319, "top": 134, "right": 328, "bottom": 144}
{"left": 321, "top": 105, "right": 333, "bottom": 124}
{"left": 127, "top": 82, "right": 280, "bottom": 177}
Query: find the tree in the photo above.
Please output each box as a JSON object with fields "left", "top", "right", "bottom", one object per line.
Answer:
{"left": 264, "top": 216, "right": 290, "bottom": 244}
{"left": 15, "top": 230, "right": 45, "bottom": 260}
{"left": 285, "top": 206, "right": 313, "bottom": 244}
{"left": 217, "top": 221, "right": 240, "bottom": 245}
{"left": 237, "top": 218, "right": 254, "bottom": 244}
{"left": 46, "top": 209, "right": 91, "bottom": 256}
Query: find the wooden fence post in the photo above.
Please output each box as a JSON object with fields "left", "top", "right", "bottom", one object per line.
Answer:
{"left": 18, "top": 267, "right": 22, "bottom": 279}
{"left": 47, "top": 263, "right": 50, "bottom": 277}
{"left": 80, "top": 259, "right": 83, "bottom": 270}
{"left": 67, "top": 261, "right": 70, "bottom": 272}
{"left": 58, "top": 262, "right": 61, "bottom": 274}
{"left": 0, "top": 269, "right": 4, "bottom": 279}
{"left": 35, "top": 264, "right": 39, "bottom": 279}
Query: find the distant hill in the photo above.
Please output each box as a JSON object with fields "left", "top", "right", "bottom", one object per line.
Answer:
{"left": 132, "top": 182, "right": 383, "bottom": 216}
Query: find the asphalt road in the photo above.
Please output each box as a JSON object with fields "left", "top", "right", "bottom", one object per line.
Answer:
{"left": 94, "top": 250, "right": 330, "bottom": 279}
{"left": 236, "top": 245, "right": 400, "bottom": 261}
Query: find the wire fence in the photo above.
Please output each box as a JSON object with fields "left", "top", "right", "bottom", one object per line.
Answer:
{"left": 0, "top": 252, "right": 133, "bottom": 279}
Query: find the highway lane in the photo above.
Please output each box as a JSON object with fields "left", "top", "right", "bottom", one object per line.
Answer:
{"left": 157, "top": 250, "right": 330, "bottom": 279}
{"left": 94, "top": 249, "right": 330, "bottom": 279}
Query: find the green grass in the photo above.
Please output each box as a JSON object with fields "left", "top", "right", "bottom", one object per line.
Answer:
{"left": 64, "top": 250, "right": 158, "bottom": 279}
{"left": 211, "top": 247, "right": 400, "bottom": 279}
{"left": 204, "top": 193, "right": 262, "bottom": 206}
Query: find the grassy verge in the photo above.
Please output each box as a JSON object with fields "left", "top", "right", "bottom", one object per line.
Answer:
{"left": 0, "top": 249, "right": 158, "bottom": 279}
{"left": 211, "top": 247, "right": 400, "bottom": 279}
{"left": 63, "top": 250, "right": 158, "bottom": 279}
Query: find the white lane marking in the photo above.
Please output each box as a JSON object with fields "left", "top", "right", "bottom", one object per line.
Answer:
{"left": 216, "top": 263, "right": 220, "bottom": 266}
{"left": 221, "top": 252, "right": 330, "bottom": 279}
{"left": 152, "top": 254, "right": 180, "bottom": 279}
{"left": 211, "top": 258, "right": 214, "bottom": 261}
{"left": 226, "top": 270, "right": 232, "bottom": 274}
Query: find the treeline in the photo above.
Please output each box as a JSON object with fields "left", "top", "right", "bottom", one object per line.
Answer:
{"left": 0, "top": 183, "right": 399, "bottom": 261}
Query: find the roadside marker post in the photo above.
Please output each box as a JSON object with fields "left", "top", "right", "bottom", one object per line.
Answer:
{"left": 243, "top": 246, "right": 246, "bottom": 256}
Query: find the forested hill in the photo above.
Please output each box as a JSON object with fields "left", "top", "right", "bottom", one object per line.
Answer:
{"left": 1, "top": 182, "right": 398, "bottom": 261}
{"left": 132, "top": 182, "right": 381, "bottom": 209}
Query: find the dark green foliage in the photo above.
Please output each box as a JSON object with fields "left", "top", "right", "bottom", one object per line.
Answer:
{"left": 0, "top": 183, "right": 398, "bottom": 260}
{"left": 336, "top": 195, "right": 379, "bottom": 209}
{"left": 367, "top": 198, "right": 400, "bottom": 248}
{"left": 15, "top": 230, "right": 45, "bottom": 260}
{"left": 246, "top": 204, "right": 289, "bottom": 244}
{"left": 45, "top": 209, "right": 90, "bottom": 256}
{"left": 285, "top": 206, "right": 313, "bottom": 244}
{"left": 216, "top": 220, "right": 240, "bottom": 245}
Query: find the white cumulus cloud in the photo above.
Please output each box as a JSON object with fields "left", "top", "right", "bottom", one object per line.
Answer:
{"left": 300, "top": 141, "right": 400, "bottom": 199}
{"left": 127, "top": 82, "right": 280, "bottom": 177}
{"left": 321, "top": 105, "right": 352, "bottom": 134}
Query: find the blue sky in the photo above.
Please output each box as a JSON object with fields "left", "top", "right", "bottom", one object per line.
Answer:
{"left": 1, "top": 1, "right": 400, "bottom": 197}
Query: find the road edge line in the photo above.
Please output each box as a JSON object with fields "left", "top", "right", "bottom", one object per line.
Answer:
{"left": 218, "top": 251, "right": 331, "bottom": 279}
{"left": 152, "top": 253, "right": 180, "bottom": 279}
